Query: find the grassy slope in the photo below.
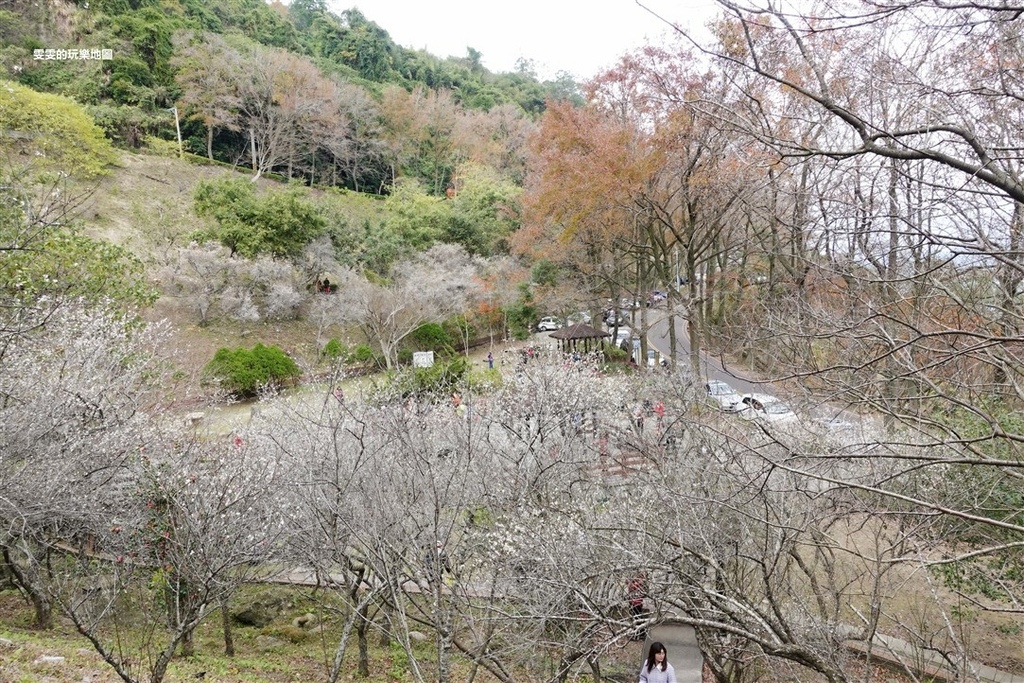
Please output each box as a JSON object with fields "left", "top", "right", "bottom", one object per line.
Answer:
{"left": 82, "top": 150, "right": 373, "bottom": 398}
{"left": 0, "top": 589, "right": 335, "bottom": 683}
{"left": 0, "top": 585, "right": 653, "bottom": 683}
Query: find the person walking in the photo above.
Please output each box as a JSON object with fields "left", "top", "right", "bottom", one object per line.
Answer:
{"left": 639, "top": 642, "right": 676, "bottom": 683}
{"left": 487, "top": 351, "right": 494, "bottom": 370}
{"left": 627, "top": 572, "right": 647, "bottom": 640}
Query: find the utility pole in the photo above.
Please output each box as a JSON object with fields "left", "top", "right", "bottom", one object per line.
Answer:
{"left": 167, "top": 106, "right": 183, "bottom": 158}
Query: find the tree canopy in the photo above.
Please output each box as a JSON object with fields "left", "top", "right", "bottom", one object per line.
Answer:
{"left": 0, "top": 80, "right": 117, "bottom": 179}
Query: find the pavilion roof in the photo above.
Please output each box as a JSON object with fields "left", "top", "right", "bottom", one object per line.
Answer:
{"left": 548, "top": 323, "right": 611, "bottom": 340}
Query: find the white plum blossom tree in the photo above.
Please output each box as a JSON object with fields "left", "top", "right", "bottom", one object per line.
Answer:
{"left": 333, "top": 244, "right": 484, "bottom": 369}
{"left": 0, "top": 302, "right": 167, "bottom": 631}
{"left": 159, "top": 243, "right": 310, "bottom": 325}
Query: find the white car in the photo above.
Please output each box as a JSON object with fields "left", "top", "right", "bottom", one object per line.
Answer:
{"left": 568, "top": 311, "right": 592, "bottom": 325}
{"left": 613, "top": 327, "right": 633, "bottom": 349}
{"left": 737, "top": 394, "right": 797, "bottom": 423}
{"left": 705, "top": 380, "right": 741, "bottom": 411}
{"left": 537, "top": 316, "right": 563, "bottom": 332}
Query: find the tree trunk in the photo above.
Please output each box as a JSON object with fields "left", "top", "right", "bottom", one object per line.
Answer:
{"left": 250, "top": 126, "right": 264, "bottom": 181}
{"left": 995, "top": 202, "right": 1024, "bottom": 385}
{"left": 221, "top": 596, "right": 234, "bottom": 656}
{"left": 181, "top": 626, "right": 194, "bottom": 657}
{"left": 378, "top": 604, "right": 392, "bottom": 647}
{"left": 287, "top": 136, "right": 293, "bottom": 179}
{"left": 356, "top": 602, "right": 370, "bottom": 677}
{"left": 4, "top": 546, "right": 52, "bottom": 630}
{"left": 667, "top": 307, "right": 678, "bottom": 367}
{"left": 434, "top": 580, "right": 452, "bottom": 683}
{"left": 687, "top": 295, "right": 701, "bottom": 378}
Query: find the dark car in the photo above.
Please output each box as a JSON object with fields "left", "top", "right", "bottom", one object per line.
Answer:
{"left": 604, "top": 309, "right": 630, "bottom": 325}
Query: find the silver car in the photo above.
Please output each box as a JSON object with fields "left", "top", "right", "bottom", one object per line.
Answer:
{"left": 737, "top": 393, "right": 797, "bottom": 424}
{"left": 705, "top": 380, "right": 741, "bottom": 411}
{"left": 537, "top": 316, "right": 562, "bottom": 331}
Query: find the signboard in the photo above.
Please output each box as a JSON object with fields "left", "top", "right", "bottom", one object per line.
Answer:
{"left": 412, "top": 351, "right": 434, "bottom": 368}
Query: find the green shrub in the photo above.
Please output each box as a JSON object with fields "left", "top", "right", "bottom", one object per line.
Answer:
{"left": 87, "top": 103, "right": 164, "bottom": 149}
{"left": 193, "top": 178, "right": 326, "bottom": 258}
{"left": 389, "top": 356, "right": 469, "bottom": 398}
{"left": 322, "top": 338, "right": 345, "bottom": 360}
{"left": 603, "top": 344, "right": 629, "bottom": 363}
{"left": 388, "top": 639, "right": 409, "bottom": 678}
{"left": 202, "top": 343, "right": 301, "bottom": 398}
{"left": 0, "top": 80, "right": 117, "bottom": 178}
{"left": 407, "top": 322, "right": 456, "bottom": 355}
{"left": 503, "top": 285, "right": 537, "bottom": 340}
{"left": 467, "top": 367, "right": 502, "bottom": 391}
{"left": 351, "top": 343, "right": 378, "bottom": 365}
{"left": 142, "top": 135, "right": 180, "bottom": 157}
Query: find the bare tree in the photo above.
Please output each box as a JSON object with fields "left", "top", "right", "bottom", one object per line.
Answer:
{"left": 0, "top": 304, "right": 167, "bottom": 631}
{"left": 229, "top": 43, "right": 336, "bottom": 181}
{"left": 158, "top": 243, "right": 310, "bottom": 325}
{"left": 171, "top": 31, "right": 241, "bottom": 160}
{"left": 333, "top": 244, "right": 482, "bottom": 369}
{"left": 38, "top": 428, "right": 290, "bottom": 683}
{"left": 604, "top": 4, "right": 1024, "bottom": 676}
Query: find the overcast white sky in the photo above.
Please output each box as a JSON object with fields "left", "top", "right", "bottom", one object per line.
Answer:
{"left": 334, "top": 1, "right": 720, "bottom": 81}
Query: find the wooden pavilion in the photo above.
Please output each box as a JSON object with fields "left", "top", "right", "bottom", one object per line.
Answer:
{"left": 548, "top": 323, "right": 611, "bottom": 353}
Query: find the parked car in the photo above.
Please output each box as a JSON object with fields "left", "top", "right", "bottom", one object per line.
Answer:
{"left": 568, "top": 311, "right": 592, "bottom": 325}
{"left": 705, "top": 380, "right": 742, "bottom": 411}
{"left": 604, "top": 309, "right": 631, "bottom": 326}
{"left": 613, "top": 327, "right": 633, "bottom": 349}
{"left": 646, "top": 290, "right": 667, "bottom": 307}
{"left": 537, "top": 316, "right": 562, "bottom": 331}
{"left": 737, "top": 394, "right": 798, "bottom": 423}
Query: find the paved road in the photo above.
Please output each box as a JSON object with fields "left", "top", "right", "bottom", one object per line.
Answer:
{"left": 643, "top": 310, "right": 869, "bottom": 428}
{"left": 644, "top": 310, "right": 761, "bottom": 394}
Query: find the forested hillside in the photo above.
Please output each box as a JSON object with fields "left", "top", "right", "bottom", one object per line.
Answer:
{"left": 1, "top": 0, "right": 578, "bottom": 192}
{"left": 1, "top": 0, "right": 553, "bottom": 370}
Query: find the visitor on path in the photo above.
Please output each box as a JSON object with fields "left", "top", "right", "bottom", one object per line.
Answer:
{"left": 627, "top": 572, "right": 648, "bottom": 640}
{"left": 653, "top": 401, "right": 665, "bottom": 431}
{"left": 639, "top": 642, "right": 676, "bottom": 683}
{"left": 487, "top": 351, "right": 494, "bottom": 369}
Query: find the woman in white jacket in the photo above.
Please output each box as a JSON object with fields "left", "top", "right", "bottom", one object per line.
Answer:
{"left": 639, "top": 641, "right": 676, "bottom": 683}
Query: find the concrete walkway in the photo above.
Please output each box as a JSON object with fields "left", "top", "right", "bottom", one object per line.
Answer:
{"left": 849, "top": 632, "right": 1024, "bottom": 683}
{"left": 644, "top": 619, "right": 1024, "bottom": 683}
{"left": 642, "top": 623, "right": 703, "bottom": 683}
